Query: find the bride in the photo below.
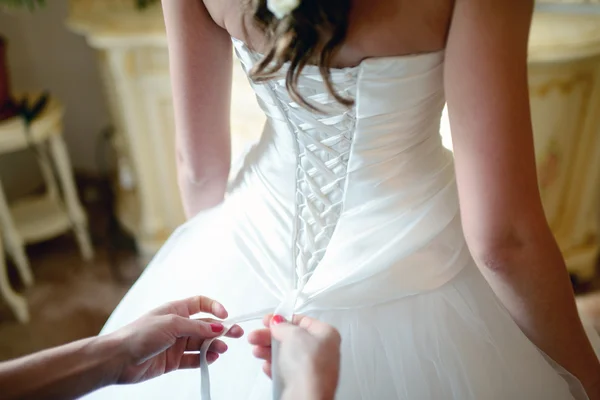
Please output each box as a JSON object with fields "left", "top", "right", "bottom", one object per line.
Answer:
{"left": 85, "top": 0, "right": 600, "bottom": 399}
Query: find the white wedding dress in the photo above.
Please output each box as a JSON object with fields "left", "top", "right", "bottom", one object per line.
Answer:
{"left": 85, "top": 39, "right": 600, "bottom": 400}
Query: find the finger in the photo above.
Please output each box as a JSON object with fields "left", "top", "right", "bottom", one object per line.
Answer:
{"left": 185, "top": 335, "right": 204, "bottom": 352}
{"left": 263, "top": 313, "right": 318, "bottom": 329}
{"left": 248, "top": 329, "right": 272, "bottom": 346}
{"left": 185, "top": 338, "right": 229, "bottom": 353}
{"left": 252, "top": 345, "right": 272, "bottom": 361}
{"left": 263, "top": 313, "right": 303, "bottom": 327}
{"left": 194, "top": 318, "right": 244, "bottom": 339}
{"left": 225, "top": 325, "right": 244, "bottom": 338}
{"left": 285, "top": 315, "right": 341, "bottom": 343}
{"left": 150, "top": 296, "right": 228, "bottom": 319}
{"left": 206, "top": 351, "right": 220, "bottom": 364}
{"left": 292, "top": 314, "right": 328, "bottom": 334}
{"left": 209, "top": 340, "right": 228, "bottom": 354}
{"left": 262, "top": 314, "right": 274, "bottom": 328}
{"left": 179, "top": 354, "right": 200, "bottom": 369}
{"left": 179, "top": 352, "right": 220, "bottom": 370}
{"left": 193, "top": 319, "right": 244, "bottom": 339}
{"left": 169, "top": 315, "right": 224, "bottom": 338}
{"left": 269, "top": 318, "right": 306, "bottom": 343}
{"left": 185, "top": 296, "right": 228, "bottom": 319}
{"left": 262, "top": 361, "right": 272, "bottom": 379}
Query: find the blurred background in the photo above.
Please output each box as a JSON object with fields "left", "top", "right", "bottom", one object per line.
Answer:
{"left": 0, "top": 0, "right": 599, "bottom": 363}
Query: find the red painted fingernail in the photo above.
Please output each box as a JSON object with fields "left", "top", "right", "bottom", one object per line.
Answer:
{"left": 271, "top": 315, "right": 285, "bottom": 325}
{"left": 211, "top": 323, "right": 224, "bottom": 332}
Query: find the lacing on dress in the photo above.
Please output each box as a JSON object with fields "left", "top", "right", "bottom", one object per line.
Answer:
{"left": 200, "top": 39, "right": 360, "bottom": 400}
{"left": 261, "top": 70, "right": 358, "bottom": 290}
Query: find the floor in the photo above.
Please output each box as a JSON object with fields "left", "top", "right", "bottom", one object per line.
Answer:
{"left": 0, "top": 239, "right": 141, "bottom": 361}
{"left": 0, "top": 177, "right": 143, "bottom": 361}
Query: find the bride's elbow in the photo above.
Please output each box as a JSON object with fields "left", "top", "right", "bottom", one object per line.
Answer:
{"left": 467, "top": 234, "right": 524, "bottom": 274}
{"left": 176, "top": 149, "right": 230, "bottom": 187}
{"left": 176, "top": 155, "right": 230, "bottom": 214}
{"left": 465, "top": 221, "right": 560, "bottom": 274}
{"left": 177, "top": 167, "right": 229, "bottom": 219}
{"left": 177, "top": 163, "right": 229, "bottom": 188}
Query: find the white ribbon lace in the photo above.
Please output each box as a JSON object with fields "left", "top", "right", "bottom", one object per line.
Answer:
{"left": 198, "top": 283, "right": 305, "bottom": 400}
{"left": 198, "top": 39, "right": 359, "bottom": 400}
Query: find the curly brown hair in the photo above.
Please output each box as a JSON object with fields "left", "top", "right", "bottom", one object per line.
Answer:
{"left": 245, "top": 0, "right": 354, "bottom": 110}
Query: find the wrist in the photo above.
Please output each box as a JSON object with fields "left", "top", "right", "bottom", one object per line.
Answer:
{"left": 92, "top": 333, "right": 130, "bottom": 387}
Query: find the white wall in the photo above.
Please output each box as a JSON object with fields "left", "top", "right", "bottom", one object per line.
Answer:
{"left": 0, "top": 0, "right": 110, "bottom": 199}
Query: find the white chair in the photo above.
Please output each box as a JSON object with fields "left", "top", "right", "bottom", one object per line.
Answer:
{"left": 0, "top": 230, "right": 28, "bottom": 323}
{"left": 0, "top": 93, "right": 93, "bottom": 323}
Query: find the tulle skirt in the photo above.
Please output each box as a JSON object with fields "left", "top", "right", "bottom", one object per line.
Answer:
{"left": 83, "top": 205, "right": 599, "bottom": 400}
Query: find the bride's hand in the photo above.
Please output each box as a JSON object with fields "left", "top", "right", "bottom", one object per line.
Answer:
{"left": 107, "top": 296, "right": 243, "bottom": 384}
{"left": 249, "top": 314, "right": 341, "bottom": 399}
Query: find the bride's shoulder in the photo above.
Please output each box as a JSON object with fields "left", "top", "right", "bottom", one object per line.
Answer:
{"left": 201, "top": 0, "right": 265, "bottom": 46}
{"left": 201, "top": 0, "right": 257, "bottom": 33}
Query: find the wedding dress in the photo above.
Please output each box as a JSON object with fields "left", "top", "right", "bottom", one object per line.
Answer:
{"left": 84, "top": 38, "right": 600, "bottom": 400}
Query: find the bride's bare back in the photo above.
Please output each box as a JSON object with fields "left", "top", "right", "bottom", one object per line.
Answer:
{"left": 204, "top": 0, "right": 454, "bottom": 68}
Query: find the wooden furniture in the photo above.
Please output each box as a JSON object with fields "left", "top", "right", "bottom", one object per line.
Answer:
{"left": 528, "top": 12, "right": 600, "bottom": 282}
{"left": 0, "top": 94, "right": 93, "bottom": 322}
{"left": 67, "top": 4, "right": 180, "bottom": 258}
{"left": 0, "top": 230, "right": 28, "bottom": 322}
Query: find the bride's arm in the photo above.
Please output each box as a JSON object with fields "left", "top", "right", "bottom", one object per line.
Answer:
{"left": 445, "top": 0, "right": 600, "bottom": 395}
{"left": 162, "top": 1, "right": 232, "bottom": 218}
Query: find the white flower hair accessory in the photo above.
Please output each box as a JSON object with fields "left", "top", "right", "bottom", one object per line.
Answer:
{"left": 267, "top": 0, "right": 301, "bottom": 19}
